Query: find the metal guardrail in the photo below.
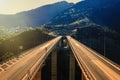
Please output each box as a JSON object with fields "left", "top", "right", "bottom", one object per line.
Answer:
{"left": 22, "top": 36, "right": 62, "bottom": 80}
{"left": 67, "top": 36, "right": 120, "bottom": 80}
{"left": 67, "top": 36, "right": 96, "bottom": 80}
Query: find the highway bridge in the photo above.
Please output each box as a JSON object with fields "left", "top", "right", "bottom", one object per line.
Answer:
{"left": 67, "top": 36, "right": 120, "bottom": 80}
{"left": 0, "top": 36, "right": 120, "bottom": 80}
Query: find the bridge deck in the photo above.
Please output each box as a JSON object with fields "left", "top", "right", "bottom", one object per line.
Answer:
{"left": 67, "top": 36, "right": 120, "bottom": 80}
{"left": 0, "top": 36, "right": 61, "bottom": 80}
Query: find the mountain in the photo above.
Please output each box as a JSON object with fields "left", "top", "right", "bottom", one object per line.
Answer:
{"left": 0, "top": 1, "right": 74, "bottom": 28}
{"left": 46, "top": 0, "right": 120, "bottom": 64}
{"left": 47, "top": 0, "right": 120, "bottom": 33}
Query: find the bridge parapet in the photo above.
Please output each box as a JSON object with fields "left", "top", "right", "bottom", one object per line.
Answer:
{"left": 67, "top": 36, "right": 120, "bottom": 80}
{"left": 0, "top": 36, "right": 62, "bottom": 80}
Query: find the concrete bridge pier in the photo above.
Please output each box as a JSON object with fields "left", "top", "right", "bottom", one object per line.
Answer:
{"left": 69, "top": 52, "right": 75, "bottom": 80}
{"left": 81, "top": 73, "right": 86, "bottom": 80}
{"left": 51, "top": 50, "right": 57, "bottom": 80}
{"left": 58, "top": 39, "right": 62, "bottom": 47}
{"left": 32, "top": 64, "right": 45, "bottom": 80}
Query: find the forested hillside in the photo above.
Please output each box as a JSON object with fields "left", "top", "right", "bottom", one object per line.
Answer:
{"left": 0, "top": 29, "right": 54, "bottom": 62}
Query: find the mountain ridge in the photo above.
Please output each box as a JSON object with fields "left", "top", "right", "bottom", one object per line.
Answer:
{"left": 47, "top": 0, "right": 120, "bottom": 33}
{"left": 0, "top": 1, "right": 74, "bottom": 27}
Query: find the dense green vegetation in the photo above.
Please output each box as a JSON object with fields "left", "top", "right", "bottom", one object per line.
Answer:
{"left": 0, "top": 29, "right": 54, "bottom": 63}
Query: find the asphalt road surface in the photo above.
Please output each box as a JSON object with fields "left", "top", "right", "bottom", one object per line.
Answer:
{"left": 67, "top": 36, "right": 120, "bottom": 80}
{"left": 0, "top": 36, "right": 61, "bottom": 80}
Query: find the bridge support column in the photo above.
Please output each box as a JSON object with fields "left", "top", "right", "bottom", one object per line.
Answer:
{"left": 81, "top": 73, "right": 86, "bottom": 80}
{"left": 69, "top": 52, "right": 75, "bottom": 80}
{"left": 32, "top": 64, "right": 45, "bottom": 80}
{"left": 58, "top": 40, "right": 62, "bottom": 47}
{"left": 51, "top": 50, "right": 57, "bottom": 80}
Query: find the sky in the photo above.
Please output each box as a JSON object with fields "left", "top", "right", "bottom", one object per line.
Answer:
{"left": 0, "top": 0, "right": 82, "bottom": 14}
